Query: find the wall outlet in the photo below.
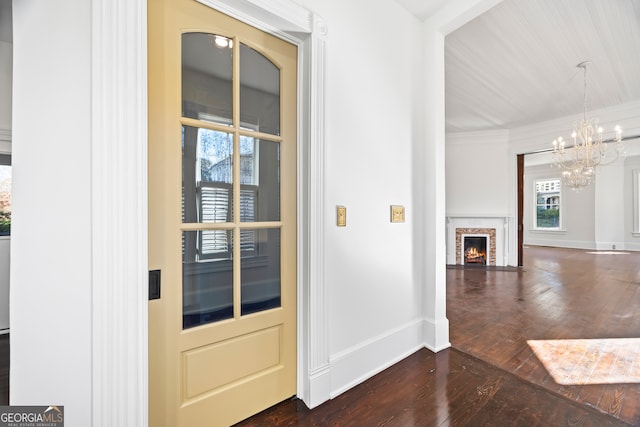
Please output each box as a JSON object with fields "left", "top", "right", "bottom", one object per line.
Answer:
{"left": 612, "top": 244, "right": 616, "bottom": 250}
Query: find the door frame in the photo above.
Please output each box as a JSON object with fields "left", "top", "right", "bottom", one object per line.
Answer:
{"left": 517, "top": 154, "right": 524, "bottom": 266}
{"left": 91, "top": 0, "right": 328, "bottom": 424}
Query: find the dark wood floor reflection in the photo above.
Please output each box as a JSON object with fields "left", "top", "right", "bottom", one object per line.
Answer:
{"left": 448, "top": 246, "right": 640, "bottom": 426}
{"left": 238, "top": 246, "right": 639, "bottom": 426}
{"left": 237, "top": 348, "right": 628, "bottom": 426}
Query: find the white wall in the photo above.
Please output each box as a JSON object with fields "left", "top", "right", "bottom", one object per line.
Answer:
{"left": 624, "top": 154, "right": 640, "bottom": 250}
{"left": 523, "top": 162, "right": 596, "bottom": 249}
{"left": 294, "top": 0, "right": 426, "bottom": 395}
{"left": 0, "top": 40, "right": 10, "bottom": 131}
{"left": 11, "top": 0, "right": 92, "bottom": 424}
{"left": 594, "top": 160, "right": 625, "bottom": 250}
{"left": 446, "top": 130, "right": 510, "bottom": 216}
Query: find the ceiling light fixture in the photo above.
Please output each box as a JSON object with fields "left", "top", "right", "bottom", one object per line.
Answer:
{"left": 213, "top": 35, "right": 233, "bottom": 49}
{"left": 552, "top": 61, "right": 624, "bottom": 189}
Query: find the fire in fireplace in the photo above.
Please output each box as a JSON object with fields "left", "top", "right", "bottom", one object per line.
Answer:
{"left": 464, "top": 236, "right": 487, "bottom": 265}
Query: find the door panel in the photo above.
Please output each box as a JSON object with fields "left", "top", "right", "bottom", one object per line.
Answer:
{"left": 148, "top": 0, "right": 297, "bottom": 425}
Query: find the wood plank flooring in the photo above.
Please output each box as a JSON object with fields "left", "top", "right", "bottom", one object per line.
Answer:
{"left": 448, "top": 246, "right": 640, "bottom": 425}
{"left": 237, "top": 348, "right": 629, "bottom": 426}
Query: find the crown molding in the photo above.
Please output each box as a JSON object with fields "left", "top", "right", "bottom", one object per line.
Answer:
{"left": 509, "top": 100, "right": 640, "bottom": 153}
{"left": 446, "top": 129, "right": 509, "bottom": 147}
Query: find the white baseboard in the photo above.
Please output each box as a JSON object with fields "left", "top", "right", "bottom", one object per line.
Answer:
{"left": 422, "top": 317, "right": 451, "bottom": 352}
{"left": 303, "top": 365, "right": 331, "bottom": 409}
{"left": 623, "top": 241, "right": 640, "bottom": 251}
{"left": 328, "top": 320, "right": 423, "bottom": 399}
{"left": 524, "top": 239, "right": 597, "bottom": 250}
{"left": 594, "top": 241, "right": 627, "bottom": 251}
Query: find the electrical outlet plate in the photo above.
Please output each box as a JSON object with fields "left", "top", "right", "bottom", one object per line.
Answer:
{"left": 337, "top": 206, "right": 347, "bottom": 227}
{"left": 390, "top": 205, "right": 405, "bottom": 223}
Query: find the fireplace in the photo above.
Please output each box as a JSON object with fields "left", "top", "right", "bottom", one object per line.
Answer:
{"left": 464, "top": 236, "right": 487, "bottom": 265}
{"left": 447, "top": 217, "right": 508, "bottom": 266}
{"left": 454, "top": 228, "right": 496, "bottom": 266}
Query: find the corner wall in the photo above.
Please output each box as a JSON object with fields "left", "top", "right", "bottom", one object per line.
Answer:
{"left": 446, "top": 130, "right": 510, "bottom": 216}
{"left": 296, "top": 0, "right": 426, "bottom": 396}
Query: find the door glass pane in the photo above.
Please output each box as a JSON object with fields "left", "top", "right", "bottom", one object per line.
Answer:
{"left": 240, "top": 44, "right": 280, "bottom": 135}
{"left": 182, "top": 33, "right": 233, "bottom": 125}
{"left": 241, "top": 228, "right": 281, "bottom": 315}
{"left": 182, "top": 126, "right": 233, "bottom": 224}
{"left": 239, "top": 137, "right": 280, "bottom": 222}
{"left": 183, "top": 230, "right": 234, "bottom": 329}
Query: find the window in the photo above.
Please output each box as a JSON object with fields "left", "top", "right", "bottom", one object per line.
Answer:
{"left": 0, "top": 155, "right": 10, "bottom": 236}
{"left": 195, "top": 128, "right": 258, "bottom": 260}
{"left": 534, "top": 178, "right": 561, "bottom": 229}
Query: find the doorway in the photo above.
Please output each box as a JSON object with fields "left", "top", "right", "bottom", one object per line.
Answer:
{"left": 148, "top": 0, "right": 298, "bottom": 425}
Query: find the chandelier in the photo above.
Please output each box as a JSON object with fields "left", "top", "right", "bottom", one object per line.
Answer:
{"left": 552, "top": 61, "right": 624, "bottom": 189}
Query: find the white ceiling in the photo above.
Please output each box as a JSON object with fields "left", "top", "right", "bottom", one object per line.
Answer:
{"left": 397, "top": 0, "right": 640, "bottom": 133}
{"left": 392, "top": 0, "right": 451, "bottom": 20}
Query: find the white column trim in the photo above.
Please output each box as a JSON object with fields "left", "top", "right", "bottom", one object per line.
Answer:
{"left": 303, "top": 14, "right": 330, "bottom": 408}
{"left": 91, "top": 0, "right": 148, "bottom": 426}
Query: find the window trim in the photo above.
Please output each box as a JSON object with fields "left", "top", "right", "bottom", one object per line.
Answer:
{"left": 0, "top": 155, "right": 11, "bottom": 237}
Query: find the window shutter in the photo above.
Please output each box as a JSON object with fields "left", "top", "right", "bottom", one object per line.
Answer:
{"left": 200, "top": 187, "right": 229, "bottom": 256}
{"left": 240, "top": 189, "right": 256, "bottom": 252}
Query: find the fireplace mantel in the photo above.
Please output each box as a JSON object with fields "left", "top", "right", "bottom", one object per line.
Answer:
{"left": 446, "top": 216, "right": 510, "bottom": 266}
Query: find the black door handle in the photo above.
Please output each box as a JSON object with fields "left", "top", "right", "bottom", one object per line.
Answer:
{"left": 149, "top": 270, "right": 161, "bottom": 300}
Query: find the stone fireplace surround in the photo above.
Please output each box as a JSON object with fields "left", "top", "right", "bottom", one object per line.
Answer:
{"left": 447, "top": 216, "right": 509, "bottom": 266}
{"left": 456, "top": 228, "right": 496, "bottom": 265}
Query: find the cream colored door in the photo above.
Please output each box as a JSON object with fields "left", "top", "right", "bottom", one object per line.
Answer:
{"left": 148, "top": 0, "right": 297, "bottom": 425}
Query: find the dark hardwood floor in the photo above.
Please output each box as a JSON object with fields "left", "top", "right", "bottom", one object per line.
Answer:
{"left": 238, "top": 246, "right": 639, "bottom": 426}
{"left": 447, "top": 246, "right": 640, "bottom": 425}
{"left": 236, "top": 347, "right": 629, "bottom": 426}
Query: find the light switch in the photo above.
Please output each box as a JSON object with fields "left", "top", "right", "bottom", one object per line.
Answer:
{"left": 337, "top": 206, "right": 347, "bottom": 227}
{"left": 390, "top": 205, "right": 405, "bottom": 223}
